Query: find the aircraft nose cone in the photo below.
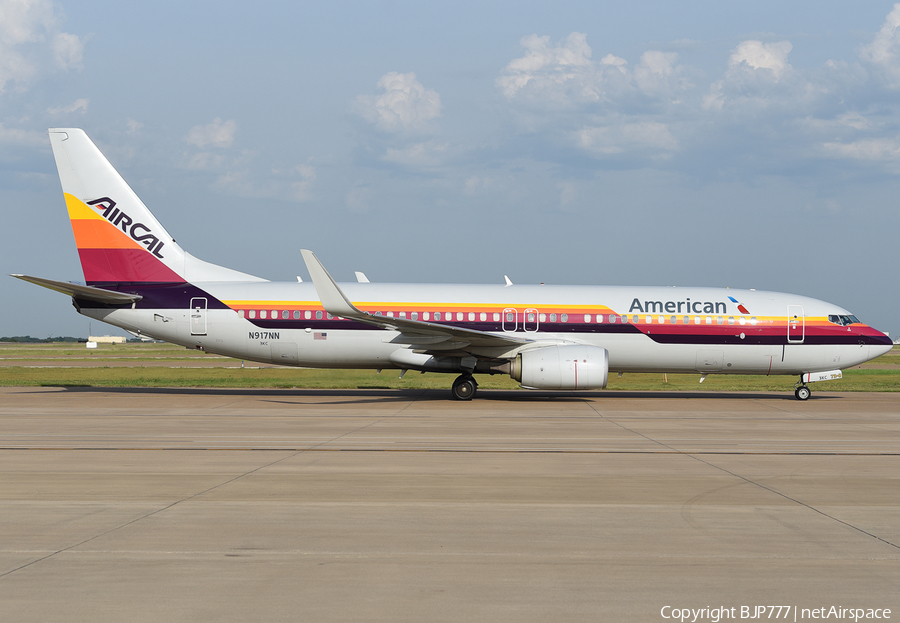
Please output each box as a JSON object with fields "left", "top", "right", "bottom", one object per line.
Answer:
{"left": 870, "top": 343, "right": 893, "bottom": 360}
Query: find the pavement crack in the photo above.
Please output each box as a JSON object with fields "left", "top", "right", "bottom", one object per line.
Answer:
{"left": 581, "top": 398, "right": 900, "bottom": 552}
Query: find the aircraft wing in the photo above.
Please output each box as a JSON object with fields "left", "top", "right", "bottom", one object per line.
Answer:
{"left": 300, "top": 250, "right": 529, "bottom": 349}
{"left": 10, "top": 274, "right": 143, "bottom": 304}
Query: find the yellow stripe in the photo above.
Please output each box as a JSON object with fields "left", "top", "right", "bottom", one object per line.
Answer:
{"left": 221, "top": 299, "right": 615, "bottom": 311}
{"left": 64, "top": 193, "right": 105, "bottom": 220}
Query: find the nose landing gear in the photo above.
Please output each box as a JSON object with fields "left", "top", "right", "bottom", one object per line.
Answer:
{"left": 794, "top": 382, "right": 811, "bottom": 401}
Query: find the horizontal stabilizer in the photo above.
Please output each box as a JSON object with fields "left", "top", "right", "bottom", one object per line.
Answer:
{"left": 10, "top": 274, "right": 142, "bottom": 304}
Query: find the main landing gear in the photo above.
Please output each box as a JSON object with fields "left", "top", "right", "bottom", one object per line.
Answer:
{"left": 451, "top": 374, "right": 478, "bottom": 401}
{"left": 794, "top": 381, "right": 811, "bottom": 401}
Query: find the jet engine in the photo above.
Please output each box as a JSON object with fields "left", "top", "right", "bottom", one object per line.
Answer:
{"left": 510, "top": 344, "right": 609, "bottom": 390}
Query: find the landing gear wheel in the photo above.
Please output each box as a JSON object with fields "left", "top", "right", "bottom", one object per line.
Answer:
{"left": 451, "top": 374, "right": 477, "bottom": 401}
{"left": 795, "top": 386, "right": 811, "bottom": 401}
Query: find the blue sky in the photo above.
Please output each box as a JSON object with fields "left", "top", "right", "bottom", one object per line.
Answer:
{"left": 2, "top": 0, "right": 899, "bottom": 338}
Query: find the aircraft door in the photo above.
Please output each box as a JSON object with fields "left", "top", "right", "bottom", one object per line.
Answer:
{"left": 502, "top": 308, "right": 518, "bottom": 332}
{"left": 190, "top": 297, "right": 208, "bottom": 336}
{"left": 787, "top": 305, "right": 804, "bottom": 343}
{"left": 523, "top": 308, "right": 539, "bottom": 332}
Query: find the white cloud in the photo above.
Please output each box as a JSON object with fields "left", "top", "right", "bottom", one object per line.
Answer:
{"left": 381, "top": 141, "right": 447, "bottom": 167}
{"left": 0, "top": 0, "right": 84, "bottom": 93}
{"left": 496, "top": 32, "right": 605, "bottom": 104}
{"left": 559, "top": 180, "right": 578, "bottom": 206}
{"left": 210, "top": 162, "right": 317, "bottom": 203}
{"left": 289, "top": 164, "right": 316, "bottom": 202}
{"left": 861, "top": 3, "right": 900, "bottom": 87}
{"left": 822, "top": 137, "right": 900, "bottom": 161}
{"left": 345, "top": 185, "right": 372, "bottom": 213}
{"left": 634, "top": 51, "right": 689, "bottom": 96}
{"left": 577, "top": 121, "right": 677, "bottom": 156}
{"left": 702, "top": 40, "right": 797, "bottom": 111}
{"left": 357, "top": 72, "right": 442, "bottom": 132}
{"left": 0, "top": 123, "right": 45, "bottom": 146}
{"left": 52, "top": 31, "right": 82, "bottom": 70}
{"left": 47, "top": 98, "right": 88, "bottom": 115}
{"left": 463, "top": 176, "right": 492, "bottom": 196}
{"left": 497, "top": 32, "right": 688, "bottom": 110}
{"left": 185, "top": 118, "right": 237, "bottom": 148}
{"left": 729, "top": 40, "right": 793, "bottom": 79}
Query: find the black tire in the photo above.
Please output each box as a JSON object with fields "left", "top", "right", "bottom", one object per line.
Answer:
{"left": 795, "top": 386, "right": 811, "bottom": 401}
{"left": 451, "top": 375, "right": 477, "bottom": 401}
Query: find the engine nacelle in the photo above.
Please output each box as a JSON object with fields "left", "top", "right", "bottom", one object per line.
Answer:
{"left": 511, "top": 344, "right": 609, "bottom": 390}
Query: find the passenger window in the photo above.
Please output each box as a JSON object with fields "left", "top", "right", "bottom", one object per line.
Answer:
{"left": 540, "top": 313, "right": 546, "bottom": 322}
{"left": 423, "top": 312, "right": 430, "bottom": 320}
{"left": 238, "top": 309, "right": 245, "bottom": 318}
{"left": 399, "top": 312, "right": 406, "bottom": 318}
{"left": 293, "top": 310, "right": 300, "bottom": 320}
{"left": 260, "top": 310, "right": 267, "bottom": 319}
{"left": 249, "top": 310, "right": 256, "bottom": 319}
{"left": 282, "top": 310, "right": 289, "bottom": 320}
{"left": 717, "top": 316, "right": 724, "bottom": 325}
{"left": 727, "top": 316, "right": 734, "bottom": 325}
{"left": 609, "top": 314, "right": 617, "bottom": 323}
{"left": 327, "top": 313, "right": 333, "bottom": 320}
{"left": 305, "top": 310, "right": 311, "bottom": 320}
{"left": 683, "top": 316, "right": 689, "bottom": 324}
{"left": 739, "top": 317, "right": 746, "bottom": 325}
{"left": 632, "top": 315, "right": 639, "bottom": 323}
{"left": 493, "top": 313, "right": 500, "bottom": 322}
{"left": 596, "top": 314, "right": 603, "bottom": 323}
{"left": 480, "top": 312, "right": 487, "bottom": 321}
{"left": 434, "top": 312, "right": 441, "bottom": 321}
{"left": 584, "top": 314, "right": 591, "bottom": 323}
{"left": 506, "top": 312, "right": 514, "bottom": 322}
{"left": 387, "top": 312, "right": 394, "bottom": 318}
{"left": 316, "top": 311, "right": 323, "bottom": 320}
{"left": 645, "top": 315, "right": 653, "bottom": 324}
{"left": 468, "top": 312, "right": 475, "bottom": 321}
{"left": 621, "top": 315, "right": 628, "bottom": 324}
{"left": 457, "top": 312, "right": 463, "bottom": 321}
{"left": 750, "top": 317, "right": 758, "bottom": 325}
{"left": 550, "top": 313, "right": 557, "bottom": 322}
{"left": 561, "top": 314, "right": 568, "bottom": 322}
{"left": 530, "top": 313, "right": 537, "bottom": 322}
{"left": 694, "top": 316, "right": 701, "bottom": 324}
{"left": 706, "top": 316, "right": 712, "bottom": 325}
{"left": 411, "top": 312, "right": 418, "bottom": 320}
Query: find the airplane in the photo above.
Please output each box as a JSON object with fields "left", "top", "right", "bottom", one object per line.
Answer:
{"left": 11, "top": 128, "right": 894, "bottom": 401}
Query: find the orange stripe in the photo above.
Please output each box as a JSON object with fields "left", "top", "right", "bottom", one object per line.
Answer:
{"left": 70, "top": 218, "right": 143, "bottom": 250}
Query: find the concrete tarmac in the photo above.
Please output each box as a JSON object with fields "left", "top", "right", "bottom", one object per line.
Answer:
{"left": 0, "top": 387, "right": 897, "bottom": 622}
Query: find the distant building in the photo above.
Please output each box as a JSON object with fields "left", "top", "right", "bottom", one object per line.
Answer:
{"left": 88, "top": 335, "right": 127, "bottom": 344}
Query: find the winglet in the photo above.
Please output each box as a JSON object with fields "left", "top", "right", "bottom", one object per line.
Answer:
{"left": 300, "top": 249, "right": 361, "bottom": 318}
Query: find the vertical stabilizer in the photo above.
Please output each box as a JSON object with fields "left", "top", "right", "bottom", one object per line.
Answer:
{"left": 49, "top": 129, "right": 266, "bottom": 285}
{"left": 49, "top": 129, "right": 186, "bottom": 284}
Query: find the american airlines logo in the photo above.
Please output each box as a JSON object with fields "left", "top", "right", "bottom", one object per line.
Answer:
{"left": 629, "top": 297, "right": 728, "bottom": 315}
{"left": 87, "top": 197, "right": 165, "bottom": 259}
{"left": 628, "top": 296, "right": 751, "bottom": 315}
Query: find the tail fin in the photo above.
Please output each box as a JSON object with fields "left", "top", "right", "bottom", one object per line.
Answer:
{"left": 49, "top": 129, "right": 263, "bottom": 285}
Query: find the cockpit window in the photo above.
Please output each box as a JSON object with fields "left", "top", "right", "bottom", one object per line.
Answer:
{"left": 828, "top": 314, "right": 860, "bottom": 326}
